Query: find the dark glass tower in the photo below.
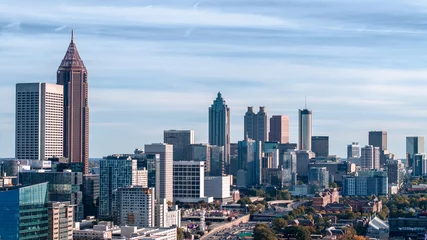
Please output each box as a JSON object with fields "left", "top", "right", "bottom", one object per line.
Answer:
{"left": 57, "top": 30, "right": 89, "bottom": 174}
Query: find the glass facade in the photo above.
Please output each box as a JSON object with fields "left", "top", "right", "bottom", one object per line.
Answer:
{"left": 0, "top": 183, "right": 48, "bottom": 240}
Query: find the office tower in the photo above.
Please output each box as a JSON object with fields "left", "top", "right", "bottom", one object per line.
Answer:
{"left": 0, "top": 183, "right": 49, "bottom": 239}
{"left": 208, "top": 92, "right": 230, "bottom": 174}
{"left": 244, "top": 107, "right": 256, "bottom": 140}
{"left": 347, "top": 142, "right": 361, "bottom": 159}
{"left": 57, "top": 30, "right": 89, "bottom": 174}
{"left": 308, "top": 167, "right": 329, "bottom": 188}
{"left": 187, "top": 143, "right": 211, "bottom": 175}
{"left": 342, "top": 171, "right": 388, "bottom": 196}
{"left": 204, "top": 176, "right": 231, "bottom": 202}
{"left": 387, "top": 160, "right": 405, "bottom": 185}
{"left": 173, "top": 161, "right": 211, "bottom": 203}
{"left": 19, "top": 171, "right": 84, "bottom": 221}
{"left": 115, "top": 186, "right": 155, "bottom": 228}
{"left": 244, "top": 106, "right": 268, "bottom": 142}
{"left": 311, "top": 136, "right": 329, "bottom": 157}
{"left": 298, "top": 109, "right": 312, "bottom": 151}
{"left": 237, "top": 137, "right": 262, "bottom": 185}
{"left": 361, "top": 145, "right": 380, "bottom": 170}
{"left": 164, "top": 130, "right": 194, "bottom": 161}
{"left": 413, "top": 153, "right": 427, "bottom": 177}
{"left": 145, "top": 143, "right": 173, "bottom": 202}
{"left": 134, "top": 168, "right": 148, "bottom": 187}
{"left": 210, "top": 145, "right": 224, "bottom": 176}
{"left": 295, "top": 150, "right": 316, "bottom": 177}
{"left": 369, "top": 131, "right": 387, "bottom": 150}
{"left": 269, "top": 115, "right": 290, "bottom": 143}
{"left": 15, "top": 83, "right": 63, "bottom": 160}
{"left": 283, "top": 151, "right": 297, "bottom": 184}
{"left": 48, "top": 202, "right": 74, "bottom": 240}
{"left": 99, "top": 156, "right": 137, "bottom": 218}
{"left": 406, "top": 136, "right": 425, "bottom": 169}
{"left": 82, "top": 174, "right": 99, "bottom": 218}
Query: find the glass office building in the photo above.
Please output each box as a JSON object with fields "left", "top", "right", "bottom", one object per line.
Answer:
{"left": 0, "top": 182, "right": 49, "bottom": 240}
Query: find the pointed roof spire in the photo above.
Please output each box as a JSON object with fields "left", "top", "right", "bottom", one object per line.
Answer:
{"left": 58, "top": 29, "right": 86, "bottom": 70}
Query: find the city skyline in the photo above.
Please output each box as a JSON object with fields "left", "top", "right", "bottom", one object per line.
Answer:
{"left": 1, "top": 0, "right": 427, "bottom": 158}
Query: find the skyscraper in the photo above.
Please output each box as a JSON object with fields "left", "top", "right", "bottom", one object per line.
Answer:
{"left": 163, "top": 130, "right": 194, "bottom": 161}
{"left": 237, "top": 137, "right": 262, "bottom": 186}
{"left": 209, "top": 92, "right": 230, "bottom": 174}
{"left": 361, "top": 145, "right": 380, "bottom": 170}
{"left": 369, "top": 131, "right": 387, "bottom": 150}
{"left": 145, "top": 143, "right": 173, "bottom": 202}
{"left": 269, "top": 115, "right": 290, "bottom": 144}
{"left": 347, "top": 142, "right": 361, "bottom": 159}
{"left": 15, "top": 83, "right": 63, "bottom": 161}
{"left": 244, "top": 106, "right": 268, "bottom": 142}
{"left": 298, "top": 109, "right": 312, "bottom": 151}
{"left": 311, "top": 136, "right": 329, "bottom": 157}
{"left": 406, "top": 136, "right": 424, "bottom": 169}
{"left": 57, "top": 30, "right": 89, "bottom": 174}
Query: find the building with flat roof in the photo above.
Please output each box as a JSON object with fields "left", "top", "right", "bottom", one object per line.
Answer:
{"left": 173, "top": 161, "right": 213, "bottom": 203}
{"left": 115, "top": 186, "right": 155, "bottom": 228}
{"left": 145, "top": 143, "right": 173, "bottom": 202}
{"left": 163, "top": 130, "right": 194, "bottom": 161}
{"left": 48, "top": 201, "right": 74, "bottom": 240}
{"left": 269, "top": 115, "right": 289, "bottom": 144}
{"left": 204, "top": 176, "right": 231, "bottom": 202}
{"left": 311, "top": 136, "right": 329, "bottom": 157}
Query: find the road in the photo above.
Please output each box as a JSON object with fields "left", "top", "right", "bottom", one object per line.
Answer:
{"left": 204, "top": 222, "right": 259, "bottom": 240}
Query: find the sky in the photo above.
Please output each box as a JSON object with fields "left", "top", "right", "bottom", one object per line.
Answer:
{"left": 1, "top": 0, "right": 427, "bottom": 158}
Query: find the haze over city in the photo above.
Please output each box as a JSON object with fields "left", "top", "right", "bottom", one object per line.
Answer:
{"left": 1, "top": 0, "right": 427, "bottom": 158}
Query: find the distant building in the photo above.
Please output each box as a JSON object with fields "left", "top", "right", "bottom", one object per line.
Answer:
{"left": 342, "top": 171, "right": 388, "bottom": 196}
{"left": 163, "top": 130, "right": 194, "bottom": 161}
{"left": 311, "top": 136, "right": 329, "bottom": 157}
{"left": 295, "top": 150, "right": 316, "bottom": 177}
{"left": 155, "top": 199, "right": 181, "bottom": 228}
{"left": 262, "top": 168, "right": 285, "bottom": 188}
{"left": 298, "top": 109, "right": 312, "bottom": 151}
{"left": 209, "top": 92, "right": 230, "bottom": 174}
{"left": 204, "top": 176, "right": 232, "bottom": 202}
{"left": 145, "top": 143, "right": 173, "bottom": 202}
{"left": 0, "top": 183, "right": 49, "bottom": 239}
{"left": 48, "top": 201, "right": 74, "bottom": 240}
{"left": 283, "top": 151, "right": 297, "bottom": 185}
{"left": 15, "top": 83, "right": 64, "bottom": 161}
{"left": 406, "top": 136, "right": 425, "bottom": 169}
{"left": 344, "top": 197, "right": 383, "bottom": 213}
{"left": 82, "top": 174, "right": 99, "bottom": 218}
{"left": 173, "top": 161, "right": 213, "bottom": 203}
{"left": 99, "top": 156, "right": 137, "bottom": 219}
{"left": 389, "top": 216, "right": 427, "bottom": 240}
{"left": 387, "top": 159, "right": 405, "bottom": 186}
{"left": 347, "top": 142, "right": 360, "bottom": 159}
{"left": 244, "top": 106, "right": 268, "bottom": 142}
{"left": 237, "top": 137, "right": 262, "bottom": 185}
{"left": 312, "top": 188, "right": 339, "bottom": 209}
{"left": 308, "top": 167, "right": 329, "bottom": 189}
{"left": 134, "top": 168, "right": 148, "bottom": 187}
{"left": 115, "top": 186, "right": 155, "bottom": 228}
{"left": 413, "top": 153, "right": 427, "bottom": 176}
{"left": 309, "top": 161, "right": 356, "bottom": 183}
{"left": 210, "top": 145, "right": 225, "bottom": 176}
{"left": 269, "top": 115, "right": 290, "bottom": 144}
{"left": 369, "top": 131, "right": 387, "bottom": 166}
{"left": 361, "top": 145, "right": 380, "bottom": 170}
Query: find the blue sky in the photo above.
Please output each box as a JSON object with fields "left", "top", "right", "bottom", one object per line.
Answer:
{"left": 1, "top": 0, "right": 427, "bottom": 158}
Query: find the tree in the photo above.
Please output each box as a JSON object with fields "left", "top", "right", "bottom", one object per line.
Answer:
{"left": 284, "top": 226, "right": 311, "bottom": 240}
{"left": 253, "top": 223, "right": 277, "bottom": 240}
{"left": 238, "top": 197, "right": 252, "bottom": 205}
{"left": 330, "top": 182, "right": 338, "bottom": 188}
{"left": 177, "top": 228, "right": 184, "bottom": 240}
{"left": 183, "top": 231, "right": 192, "bottom": 239}
{"left": 272, "top": 218, "right": 288, "bottom": 230}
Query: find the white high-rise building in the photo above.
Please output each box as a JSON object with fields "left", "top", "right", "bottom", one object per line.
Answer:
{"left": 115, "top": 186, "right": 155, "bottom": 228}
{"left": 133, "top": 168, "right": 148, "bottom": 188}
{"left": 173, "top": 161, "right": 213, "bottom": 203}
{"left": 145, "top": 143, "right": 173, "bottom": 202}
{"left": 361, "top": 145, "right": 380, "bottom": 170}
{"left": 16, "top": 83, "right": 63, "bottom": 160}
{"left": 298, "top": 109, "right": 312, "bottom": 151}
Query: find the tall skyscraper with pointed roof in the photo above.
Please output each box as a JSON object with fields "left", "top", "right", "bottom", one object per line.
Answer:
{"left": 57, "top": 30, "right": 89, "bottom": 174}
{"left": 209, "top": 92, "right": 230, "bottom": 174}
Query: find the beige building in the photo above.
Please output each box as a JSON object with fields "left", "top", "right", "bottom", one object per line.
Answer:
{"left": 48, "top": 201, "right": 74, "bottom": 240}
{"left": 269, "top": 115, "right": 289, "bottom": 143}
{"left": 145, "top": 143, "right": 173, "bottom": 202}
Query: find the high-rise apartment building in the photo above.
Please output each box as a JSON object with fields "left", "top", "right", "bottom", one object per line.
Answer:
{"left": 15, "top": 83, "right": 63, "bottom": 161}
{"left": 209, "top": 92, "right": 230, "bottom": 174}
{"left": 406, "top": 136, "right": 424, "bottom": 169}
{"left": 82, "top": 174, "right": 99, "bottom": 218}
{"left": 99, "top": 156, "right": 137, "bottom": 218}
{"left": 269, "top": 115, "right": 289, "bottom": 143}
{"left": 361, "top": 145, "right": 381, "bottom": 170}
{"left": 342, "top": 171, "right": 388, "bottom": 196}
{"left": 347, "top": 142, "right": 361, "bottom": 159}
{"left": 298, "top": 109, "right": 312, "bottom": 151}
{"left": 115, "top": 186, "right": 155, "bottom": 228}
{"left": 48, "top": 201, "right": 74, "bottom": 240}
{"left": 173, "top": 161, "right": 212, "bottom": 203}
{"left": 387, "top": 160, "right": 405, "bottom": 185}
{"left": 244, "top": 106, "right": 268, "bottom": 142}
{"left": 145, "top": 143, "right": 173, "bottom": 202}
{"left": 308, "top": 167, "right": 329, "bottom": 188}
{"left": 164, "top": 130, "right": 194, "bottom": 161}
{"left": 311, "top": 136, "right": 329, "bottom": 157}
{"left": 0, "top": 183, "right": 49, "bottom": 239}
{"left": 57, "top": 30, "right": 89, "bottom": 174}
{"left": 369, "top": 131, "right": 387, "bottom": 150}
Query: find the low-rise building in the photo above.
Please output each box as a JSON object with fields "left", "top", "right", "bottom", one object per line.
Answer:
{"left": 312, "top": 188, "right": 339, "bottom": 209}
{"left": 344, "top": 197, "right": 382, "bottom": 213}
